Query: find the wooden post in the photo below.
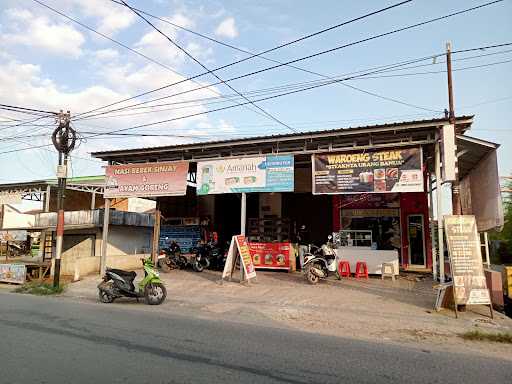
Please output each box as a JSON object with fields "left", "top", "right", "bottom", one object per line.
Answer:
{"left": 100, "top": 199, "right": 111, "bottom": 276}
{"left": 151, "top": 200, "right": 161, "bottom": 266}
{"left": 428, "top": 174, "right": 438, "bottom": 281}
{"left": 435, "top": 137, "right": 445, "bottom": 283}
{"left": 91, "top": 191, "right": 96, "bottom": 210}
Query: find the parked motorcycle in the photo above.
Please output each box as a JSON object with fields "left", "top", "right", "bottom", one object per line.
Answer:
{"left": 303, "top": 235, "right": 340, "bottom": 285}
{"left": 158, "top": 239, "right": 186, "bottom": 271}
{"left": 189, "top": 240, "right": 211, "bottom": 272}
{"left": 97, "top": 257, "right": 167, "bottom": 305}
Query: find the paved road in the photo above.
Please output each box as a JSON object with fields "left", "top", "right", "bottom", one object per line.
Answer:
{"left": 0, "top": 292, "right": 510, "bottom": 384}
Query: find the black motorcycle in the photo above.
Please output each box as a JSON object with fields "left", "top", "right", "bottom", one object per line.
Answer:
{"left": 158, "top": 239, "right": 186, "bottom": 271}
{"left": 190, "top": 241, "right": 211, "bottom": 272}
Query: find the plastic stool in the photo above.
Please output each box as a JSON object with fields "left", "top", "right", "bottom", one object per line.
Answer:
{"left": 355, "top": 261, "right": 368, "bottom": 279}
{"left": 338, "top": 260, "right": 351, "bottom": 278}
{"left": 381, "top": 262, "right": 395, "bottom": 281}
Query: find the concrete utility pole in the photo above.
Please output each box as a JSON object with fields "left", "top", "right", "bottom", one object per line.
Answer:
{"left": 446, "top": 42, "right": 461, "bottom": 215}
{"left": 51, "top": 110, "right": 76, "bottom": 288}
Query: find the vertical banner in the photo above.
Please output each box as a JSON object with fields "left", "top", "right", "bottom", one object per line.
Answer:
{"left": 313, "top": 147, "right": 423, "bottom": 194}
{"left": 221, "top": 235, "right": 257, "bottom": 282}
{"left": 444, "top": 215, "right": 491, "bottom": 306}
{"left": 235, "top": 235, "right": 257, "bottom": 279}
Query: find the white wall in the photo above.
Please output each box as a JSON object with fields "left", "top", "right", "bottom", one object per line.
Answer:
{"left": 1, "top": 205, "right": 35, "bottom": 229}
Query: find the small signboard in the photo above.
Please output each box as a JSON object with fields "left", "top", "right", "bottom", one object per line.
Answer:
{"left": 444, "top": 215, "right": 492, "bottom": 317}
{"left": 222, "top": 235, "right": 257, "bottom": 283}
{"left": 312, "top": 147, "right": 423, "bottom": 194}
{"left": 0, "top": 264, "right": 26, "bottom": 284}
{"left": 248, "top": 242, "right": 292, "bottom": 270}
{"left": 197, "top": 155, "right": 294, "bottom": 195}
{"left": 104, "top": 161, "right": 189, "bottom": 198}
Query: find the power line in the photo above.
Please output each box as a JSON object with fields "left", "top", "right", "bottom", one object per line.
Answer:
{"left": 119, "top": 0, "right": 297, "bottom": 133}
{"left": 75, "top": 0, "right": 505, "bottom": 121}
{"left": 76, "top": 0, "right": 415, "bottom": 119}
{"left": 29, "top": 0, "right": 269, "bottom": 123}
{"left": 110, "top": 0, "right": 432, "bottom": 114}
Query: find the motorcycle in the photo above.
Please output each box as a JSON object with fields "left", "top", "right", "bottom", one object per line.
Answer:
{"left": 158, "top": 239, "right": 186, "bottom": 271}
{"left": 97, "top": 257, "right": 167, "bottom": 305}
{"left": 189, "top": 240, "right": 211, "bottom": 272}
{"left": 303, "top": 235, "right": 340, "bottom": 285}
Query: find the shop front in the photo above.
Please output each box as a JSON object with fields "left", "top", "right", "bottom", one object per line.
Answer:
{"left": 94, "top": 115, "right": 497, "bottom": 278}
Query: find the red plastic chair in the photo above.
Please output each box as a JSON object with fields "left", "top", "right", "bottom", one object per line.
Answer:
{"left": 355, "top": 261, "right": 369, "bottom": 279}
{"left": 338, "top": 261, "right": 351, "bottom": 278}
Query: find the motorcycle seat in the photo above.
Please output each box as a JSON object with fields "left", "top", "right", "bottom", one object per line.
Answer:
{"left": 107, "top": 268, "right": 136, "bottom": 282}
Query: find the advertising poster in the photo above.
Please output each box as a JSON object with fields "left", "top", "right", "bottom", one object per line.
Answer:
{"left": 104, "top": 161, "right": 189, "bottom": 198}
{"left": 444, "top": 215, "right": 491, "bottom": 306}
{"left": 197, "top": 155, "right": 293, "bottom": 195}
{"left": 313, "top": 147, "right": 423, "bottom": 194}
{"left": 248, "top": 242, "right": 292, "bottom": 270}
{"left": 0, "top": 264, "right": 26, "bottom": 284}
{"left": 235, "top": 235, "right": 257, "bottom": 279}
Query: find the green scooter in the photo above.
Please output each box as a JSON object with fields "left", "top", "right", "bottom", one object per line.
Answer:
{"left": 98, "top": 257, "right": 167, "bottom": 305}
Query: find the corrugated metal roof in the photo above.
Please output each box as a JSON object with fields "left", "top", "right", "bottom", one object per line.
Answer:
{"left": 92, "top": 115, "right": 474, "bottom": 159}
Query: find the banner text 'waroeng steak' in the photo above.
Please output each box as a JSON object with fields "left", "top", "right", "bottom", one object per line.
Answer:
{"left": 104, "top": 161, "right": 189, "bottom": 198}
{"left": 197, "top": 155, "right": 294, "bottom": 195}
{"left": 313, "top": 147, "right": 423, "bottom": 194}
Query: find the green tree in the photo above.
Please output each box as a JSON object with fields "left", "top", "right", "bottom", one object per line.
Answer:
{"left": 490, "top": 180, "right": 512, "bottom": 263}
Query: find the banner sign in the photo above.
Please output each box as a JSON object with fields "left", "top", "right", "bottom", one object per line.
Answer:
{"left": 0, "top": 264, "right": 26, "bottom": 284}
{"left": 235, "top": 235, "right": 257, "bottom": 279}
{"left": 444, "top": 215, "right": 491, "bottom": 306}
{"left": 0, "top": 192, "right": 23, "bottom": 205}
{"left": 248, "top": 242, "right": 292, "bottom": 270}
{"left": 104, "top": 161, "right": 189, "bottom": 198}
{"left": 312, "top": 147, "right": 423, "bottom": 194}
{"left": 197, "top": 155, "right": 294, "bottom": 195}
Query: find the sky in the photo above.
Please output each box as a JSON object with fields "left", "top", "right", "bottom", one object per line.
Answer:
{"left": 0, "top": 0, "right": 511, "bottom": 185}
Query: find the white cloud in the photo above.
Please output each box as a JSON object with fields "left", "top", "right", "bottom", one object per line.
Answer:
{"left": 93, "top": 48, "right": 119, "bottom": 61}
{"left": 2, "top": 9, "right": 85, "bottom": 57}
{"left": 214, "top": 17, "right": 238, "bottom": 39}
{"left": 71, "top": 0, "right": 136, "bottom": 36}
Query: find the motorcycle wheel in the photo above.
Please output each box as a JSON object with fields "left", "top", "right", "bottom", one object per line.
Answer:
{"left": 202, "top": 257, "right": 210, "bottom": 269}
{"left": 305, "top": 264, "right": 319, "bottom": 285}
{"left": 158, "top": 259, "right": 171, "bottom": 273}
{"left": 193, "top": 260, "right": 204, "bottom": 272}
{"left": 145, "top": 283, "right": 167, "bottom": 305}
{"left": 98, "top": 283, "right": 115, "bottom": 303}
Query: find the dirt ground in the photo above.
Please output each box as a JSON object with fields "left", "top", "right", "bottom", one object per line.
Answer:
{"left": 45, "top": 268, "right": 512, "bottom": 359}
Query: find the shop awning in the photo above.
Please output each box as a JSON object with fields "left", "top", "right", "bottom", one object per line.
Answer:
{"left": 457, "top": 135, "right": 503, "bottom": 232}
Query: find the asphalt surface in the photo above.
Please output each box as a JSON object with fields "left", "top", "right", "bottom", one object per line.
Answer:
{"left": 0, "top": 291, "right": 510, "bottom": 384}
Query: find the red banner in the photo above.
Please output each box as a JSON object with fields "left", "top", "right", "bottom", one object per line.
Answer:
{"left": 248, "top": 242, "right": 292, "bottom": 270}
{"left": 105, "top": 161, "right": 189, "bottom": 198}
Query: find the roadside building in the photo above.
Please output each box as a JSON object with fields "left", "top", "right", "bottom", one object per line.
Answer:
{"left": 92, "top": 116, "right": 503, "bottom": 278}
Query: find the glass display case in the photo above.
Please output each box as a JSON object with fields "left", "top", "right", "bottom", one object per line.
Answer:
{"left": 333, "top": 230, "right": 373, "bottom": 248}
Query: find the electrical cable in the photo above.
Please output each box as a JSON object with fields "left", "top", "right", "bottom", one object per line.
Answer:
{"left": 76, "top": 0, "right": 415, "bottom": 119}
{"left": 119, "top": 0, "right": 298, "bottom": 133}
{"left": 75, "top": 0, "right": 505, "bottom": 121}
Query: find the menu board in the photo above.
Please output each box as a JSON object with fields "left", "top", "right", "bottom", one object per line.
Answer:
{"left": 248, "top": 242, "right": 292, "bottom": 270}
{"left": 312, "top": 147, "right": 423, "bottom": 194}
{"left": 444, "top": 215, "right": 491, "bottom": 306}
{"left": 235, "top": 235, "right": 257, "bottom": 279}
{"left": 197, "top": 155, "right": 293, "bottom": 195}
{"left": 0, "top": 264, "right": 26, "bottom": 284}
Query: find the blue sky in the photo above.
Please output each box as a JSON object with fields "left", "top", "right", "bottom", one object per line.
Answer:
{"left": 0, "top": 0, "right": 511, "bottom": 184}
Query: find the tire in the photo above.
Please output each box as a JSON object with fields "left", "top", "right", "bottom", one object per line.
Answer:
{"left": 193, "top": 260, "right": 204, "bottom": 272}
{"left": 335, "top": 270, "right": 341, "bottom": 280}
{"left": 145, "top": 283, "right": 167, "bottom": 305}
{"left": 202, "top": 257, "right": 210, "bottom": 269}
{"left": 98, "top": 284, "right": 115, "bottom": 303}
{"left": 305, "top": 265, "right": 319, "bottom": 285}
{"left": 158, "top": 259, "right": 171, "bottom": 273}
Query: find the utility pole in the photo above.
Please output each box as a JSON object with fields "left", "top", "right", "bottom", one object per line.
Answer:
{"left": 446, "top": 42, "right": 461, "bottom": 215}
{"left": 51, "top": 110, "right": 76, "bottom": 288}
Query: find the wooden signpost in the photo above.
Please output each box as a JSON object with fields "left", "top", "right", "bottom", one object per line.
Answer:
{"left": 221, "top": 235, "right": 257, "bottom": 284}
{"left": 444, "top": 215, "right": 493, "bottom": 318}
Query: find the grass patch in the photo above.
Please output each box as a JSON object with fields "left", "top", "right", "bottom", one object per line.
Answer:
{"left": 14, "top": 282, "right": 65, "bottom": 296}
{"left": 460, "top": 330, "right": 512, "bottom": 344}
